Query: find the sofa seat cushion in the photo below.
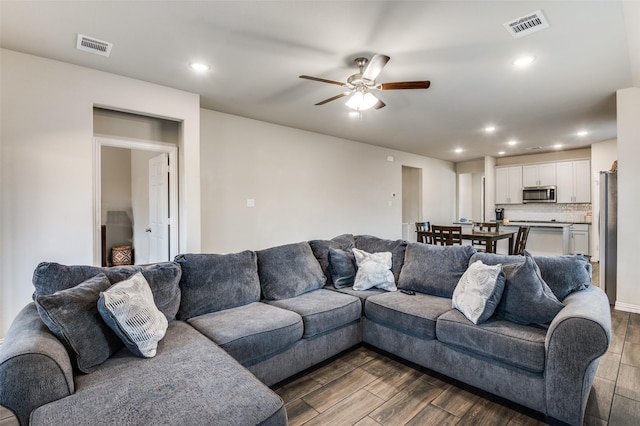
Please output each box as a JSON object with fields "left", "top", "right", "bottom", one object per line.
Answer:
{"left": 364, "top": 291, "right": 452, "bottom": 340}
{"left": 187, "top": 302, "right": 303, "bottom": 365}
{"left": 436, "top": 309, "right": 547, "bottom": 373}
{"left": 265, "top": 289, "right": 361, "bottom": 338}
{"left": 327, "top": 286, "right": 385, "bottom": 307}
{"left": 30, "top": 321, "right": 287, "bottom": 426}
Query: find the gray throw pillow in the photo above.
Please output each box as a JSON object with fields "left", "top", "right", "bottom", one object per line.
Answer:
{"left": 452, "top": 260, "right": 506, "bottom": 324}
{"left": 469, "top": 252, "right": 590, "bottom": 301}
{"left": 308, "top": 234, "right": 355, "bottom": 287}
{"left": 530, "top": 255, "right": 591, "bottom": 300}
{"left": 354, "top": 235, "right": 407, "bottom": 283}
{"left": 328, "top": 247, "right": 357, "bottom": 289}
{"left": 98, "top": 272, "right": 168, "bottom": 358}
{"left": 175, "top": 251, "right": 261, "bottom": 319}
{"left": 352, "top": 248, "right": 397, "bottom": 292}
{"left": 257, "top": 242, "right": 327, "bottom": 300}
{"left": 32, "top": 262, "right": 182, "bottom": 320}
{"left": 398, "top": 243, "right": 476, "bottom": 297}
{"left": 496, "top": 254, "right": 564, "bottom": 325}
{"left": 35, "top": 273, "right": 123, "bottom": 373}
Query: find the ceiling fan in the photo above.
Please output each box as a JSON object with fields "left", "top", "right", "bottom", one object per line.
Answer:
{"left": 299, "top": 54, "right": 430, "bottom": 111}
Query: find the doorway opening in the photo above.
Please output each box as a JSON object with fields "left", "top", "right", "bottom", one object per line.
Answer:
{"left": 402, "top": 166, "right": 423, "bottom": 242}
{"left": 94, "top": 137, "right": 178, "bottom": 266}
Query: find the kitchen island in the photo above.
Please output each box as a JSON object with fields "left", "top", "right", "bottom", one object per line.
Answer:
{"left": 499, "top": 221, "right": 571, "bottom": 256}
{"left": 456, "top": 220, "right": 589, "bottom": 256}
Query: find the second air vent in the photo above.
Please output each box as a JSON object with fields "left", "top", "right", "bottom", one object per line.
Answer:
{"left": 76, "top": 34, "right": 112, "bottom": 57}
{"left": 503, "top": 10, "right": 550, "bottom": 39}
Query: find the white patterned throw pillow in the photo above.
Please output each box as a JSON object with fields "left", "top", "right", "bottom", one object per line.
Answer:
{"left": 352, "top": 248, "right": 397, "bottom": 292}
{"left": 452, "top": 260, "right": 506, "bottom": 324}
{"left": 97, "top": 272, "right": 168, "bottom": 358}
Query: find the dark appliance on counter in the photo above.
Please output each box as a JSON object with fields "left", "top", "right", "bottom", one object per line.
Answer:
{"left": 522, "top": 186, "right": 557, "bottom": 203}
{"left": 599, "top": 171, "right": 617, "bottom": 305}
{"left": 495, "top": 208, "right": 504, "bottom": 221}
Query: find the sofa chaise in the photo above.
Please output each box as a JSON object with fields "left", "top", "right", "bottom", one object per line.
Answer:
{"left": 0, "top": 234, "right": 611, "bottom": 425}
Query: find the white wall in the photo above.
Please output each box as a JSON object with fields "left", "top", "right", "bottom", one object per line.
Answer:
{"left": 616, "top": 88, "right": 640, "bottom": 313}
{"left": 0, "top": 49, "right": 201, "bottom": 337}
{"left": 199, "top": 109, "right": 456, "bottom": 253}
{"left": 590, "top": 139, "right": 618, "bottom": 261}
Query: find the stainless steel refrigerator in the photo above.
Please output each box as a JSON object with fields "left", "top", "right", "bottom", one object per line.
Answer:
{"left": 599, "top": 171, "right": 617, "bottom": 305}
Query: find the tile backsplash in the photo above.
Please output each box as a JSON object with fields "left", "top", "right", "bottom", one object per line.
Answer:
{"left": 499, "top": 203, "right": 592, "bottom": 223}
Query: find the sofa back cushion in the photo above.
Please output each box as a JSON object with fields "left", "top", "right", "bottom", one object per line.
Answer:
{"left": 398, "top": 243, "right": 476, "bottom": 298}
{"left": 469, "top": 252, "right": 590, "bottom": 301}
{"left": 32, "top": 262, "right": 182, "bottom": 321}
{"left": 354, "top": 235, "right": 407, "bottom": 283}
{"left": 175, "top": 251, "right": 261, "bottom": 319}
{"left": 308, "top": 234, "right": 355, "bottom": 287}
{"left": 257, "top": 242, "right": 326, "bottom": 300}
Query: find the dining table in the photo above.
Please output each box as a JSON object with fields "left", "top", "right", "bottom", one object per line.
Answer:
{"left": 417, "top": 229, "right": 517, "bottom": 254}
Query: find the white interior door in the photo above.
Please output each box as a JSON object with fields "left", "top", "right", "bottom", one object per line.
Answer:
{"left": 148, "top": 153, "right": 169, "bottom": 263}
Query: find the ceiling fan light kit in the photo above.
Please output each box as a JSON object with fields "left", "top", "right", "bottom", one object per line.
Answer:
{"left": 299, "top": 53, "right": 430, "bottom": 112}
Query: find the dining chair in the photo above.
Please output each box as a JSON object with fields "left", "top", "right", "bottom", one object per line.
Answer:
{"left": 513, "top": 226, "right": 531, "bottom": 255}
{"left": 415, "top": 221, "right": 431, "bottom": 244}
{"left": 472, "top": 222, "right": 500, "bottom": 252}
{"left": 431, "top": 225, "right": 462, "bottom": 246}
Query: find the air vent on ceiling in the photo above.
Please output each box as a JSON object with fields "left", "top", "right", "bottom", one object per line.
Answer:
{"left": 503, "top": 10, "right": 550, "bottom": 39}
{"left": 76, "top": 34, "right": 112, "bottom": 57}
{"left": 527, "top": 146, "right": 543, "bottom": 150}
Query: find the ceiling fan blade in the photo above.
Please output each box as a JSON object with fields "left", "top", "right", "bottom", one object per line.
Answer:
{"left": 375, "top": 81, "right": 431, "bottom": 90}
{"left": 361, "top": 54, "right": 390, "bottom": 81}
{"left": 299, "top": 75, "right": 347, "bottom": 87}
{"left": 314, "top": 92, "right": 348, "bottom": 106}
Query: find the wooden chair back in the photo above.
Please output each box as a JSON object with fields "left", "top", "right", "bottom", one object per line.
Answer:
{"left": 513, "top": 226, "right": 531, "bottom": 255}
{"left": 431, "top": 225, "right": 462, "bottom": 246}
{"left": 473, "top": 222, "right": 500, "bottom": 232}
{"left": 415, "top": 221, "right": 431, "bottom": 244}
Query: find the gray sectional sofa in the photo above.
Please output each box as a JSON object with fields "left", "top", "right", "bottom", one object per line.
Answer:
{"left": 0, "top": 234, "right": 611, "bottom": 426}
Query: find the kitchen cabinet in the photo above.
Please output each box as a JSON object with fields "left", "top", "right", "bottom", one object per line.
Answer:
{"left": 495, "top": 166, "right": 522, "bottom": 204}
{"left": 570, "top": 224, "right": 590, "bottom": 256}
{"left": 556, "top": 160, "right": 591, "bottom": 203}
{"left": 522, "top": 163, "right": 556, "bottom": 187}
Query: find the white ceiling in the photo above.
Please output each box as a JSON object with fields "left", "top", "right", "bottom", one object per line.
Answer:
{"left": 1, "top": 1, "right": 638, "bottom": 162}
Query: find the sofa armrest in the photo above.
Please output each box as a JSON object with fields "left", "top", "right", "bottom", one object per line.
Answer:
{"left": 544, "top": 285, "right": 611, "bottom": 425}
{"left": 0, "top": 303, "right": 74, "bottom": 426}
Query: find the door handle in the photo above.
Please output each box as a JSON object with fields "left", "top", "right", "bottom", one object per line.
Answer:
{"left": 145, "top": 228, "right": 152, "bottom": 233}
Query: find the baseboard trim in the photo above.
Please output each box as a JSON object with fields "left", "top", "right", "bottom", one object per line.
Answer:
{"left": 614, "top": 301, "right": 640, "bottom": 314}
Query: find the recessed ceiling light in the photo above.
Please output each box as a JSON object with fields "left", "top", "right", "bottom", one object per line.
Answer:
{"left": 508, "top": 140, "right": 517, "bottom": 146}
{"left": 498, "top": 151, "right": 506, "bottom": 155}
{"left": 553, "top": 143, "right": 563, "bottom": 149}
{"left": 484, "top": 126, "right": 496, "bottom": 133}
{"left": 455, "top": 148, "right": 463, "bottom": 154}
{"left": 189, "top": 62, "right": 210, "bottom": 72}
{"left": 513, "top": 56, "right": 535, "bottom": 67}
{"left": 577, "top": 130, "right": 589, "bottom": 137}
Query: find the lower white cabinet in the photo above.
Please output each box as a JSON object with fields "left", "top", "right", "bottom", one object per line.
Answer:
{"left": 570, "top": 224, "right": 590, "bottom": 256}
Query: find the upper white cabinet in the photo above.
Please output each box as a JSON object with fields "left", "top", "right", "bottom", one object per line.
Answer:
{"left": 556, "top": 160, "right": 591, "bottom": 203}
{"left": 522, "top": 163, "right": 556, "bottom": 187}
{"left": 495, "top": 166, "right": 523, "bottom": 204}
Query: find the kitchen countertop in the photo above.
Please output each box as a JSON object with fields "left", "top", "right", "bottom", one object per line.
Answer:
{"left": 455, "top": 220, "right": 592, "bottom": 228}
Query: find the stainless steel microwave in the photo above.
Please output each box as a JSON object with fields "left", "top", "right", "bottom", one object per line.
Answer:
{"left": 522, "top": 186, "right": 557, "bottom": 203}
